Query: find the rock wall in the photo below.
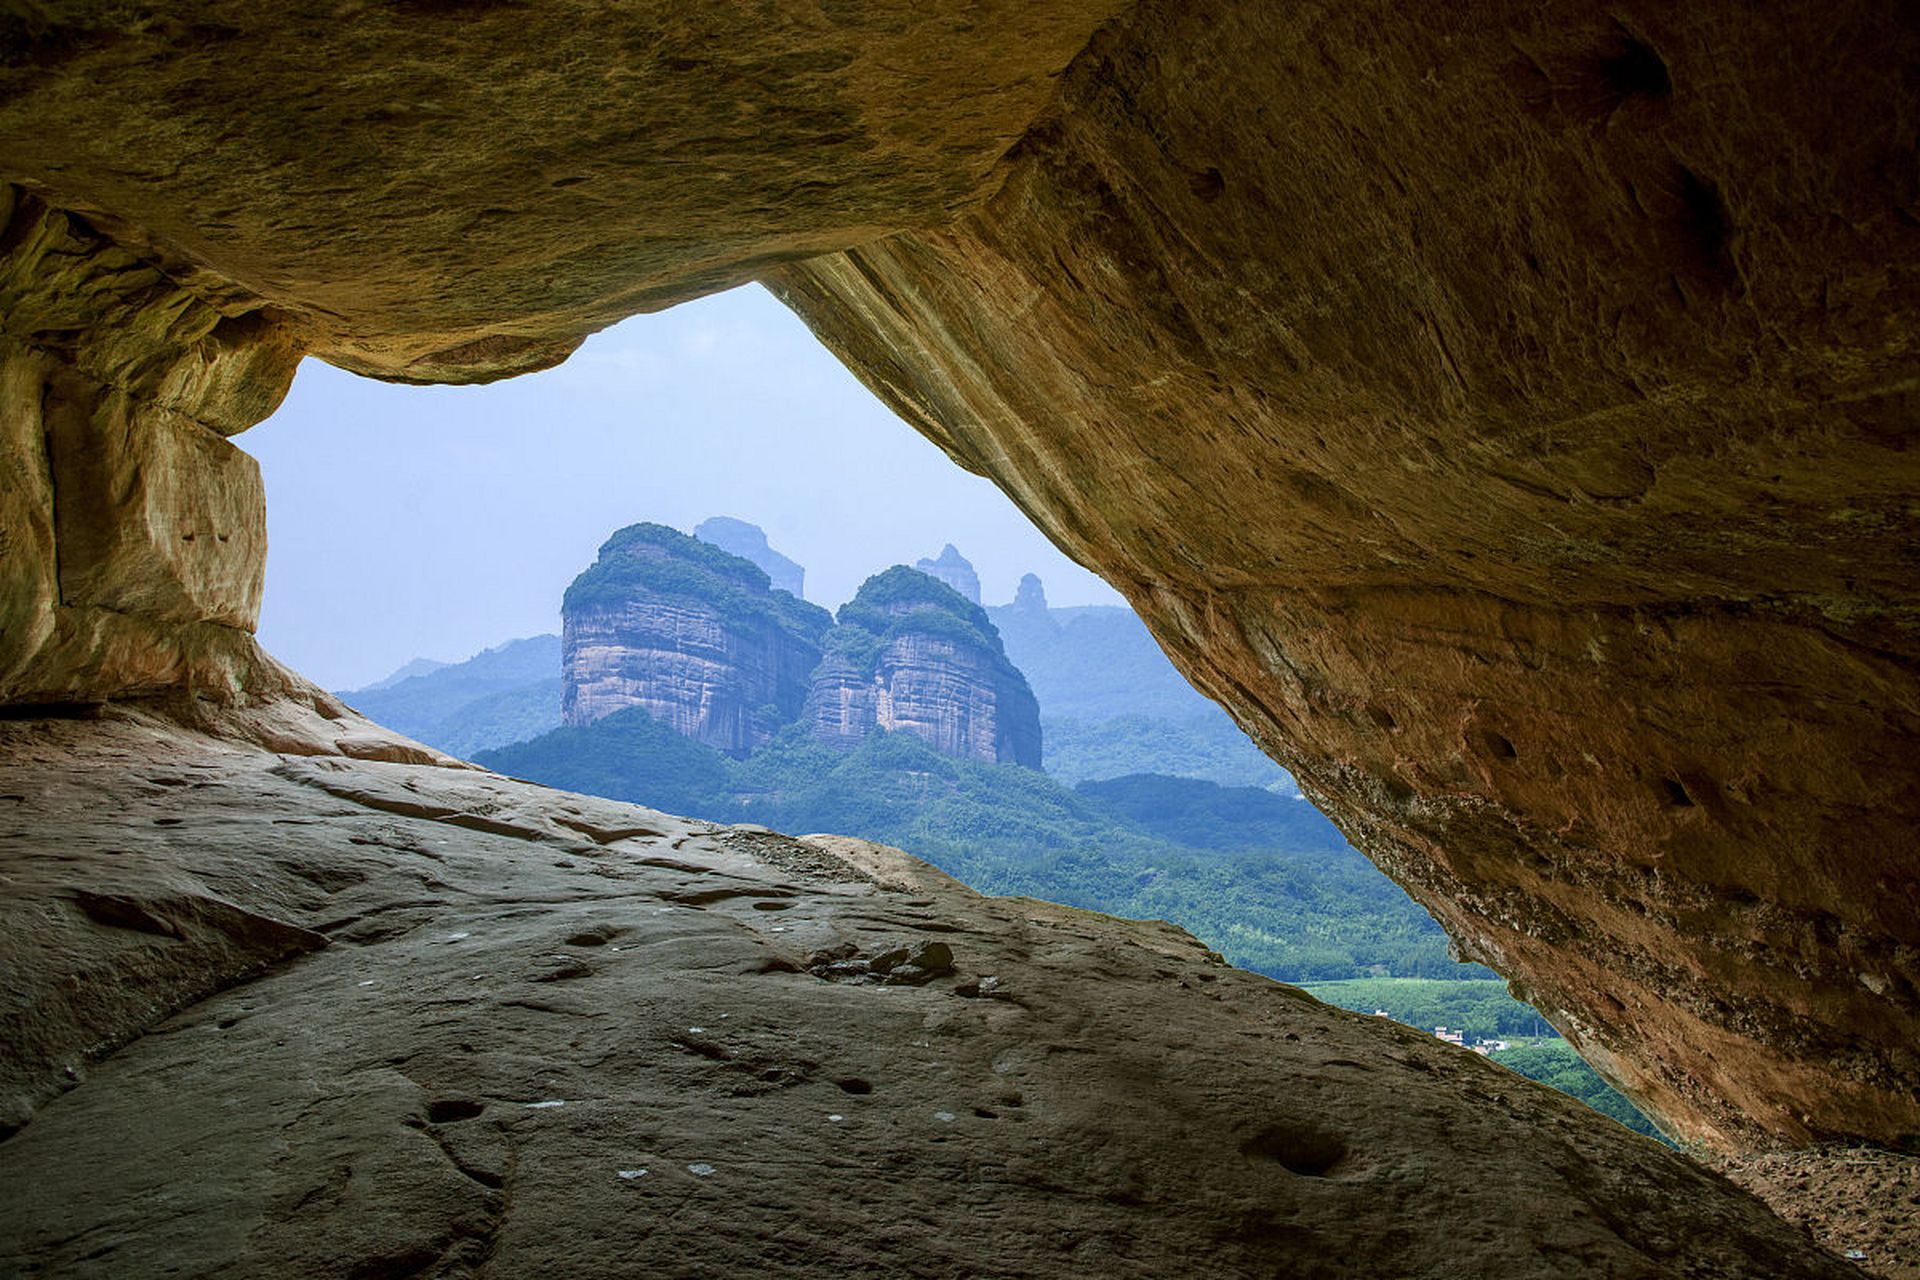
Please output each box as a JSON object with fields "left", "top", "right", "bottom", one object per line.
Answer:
{"left": 808, "top": 567, "right": 1043, "bottom": 767}
{"left": 764, "top": 0, "right": 1920, "bottom": 1147}
{"left": 562, "top": 524, "right": 831, "bottom": 755}
{"left": 0, "top": 187, "right": 299, "bottom": 707}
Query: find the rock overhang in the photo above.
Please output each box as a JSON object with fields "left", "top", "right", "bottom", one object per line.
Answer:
{"left": 0, "top": 0, "right": 1914, "bottom": 1155}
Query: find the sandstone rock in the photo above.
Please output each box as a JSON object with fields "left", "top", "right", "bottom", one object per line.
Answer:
{"left": 561, "top": 523, "right": 832, "bottom": 753}
{"left": 0, "top": 1, "right": 1128, "bottom": 380}
{"left": 0, "top": 0, "right": 1909, "bottom": 1157}
{"left": 807, "top": 566, "right": 1042, "bottom": 766}
{"left": 763, "top": 0, "right": 1920, "bottom": 1148}
{"left": 0, "top": 188, "right": 297, "bottom": 705}
{"left": 0, "top": 711, "right": 1864, "bottom": 1279}
{"left": 695, "top": 516, "right": 807, "bottom": 599}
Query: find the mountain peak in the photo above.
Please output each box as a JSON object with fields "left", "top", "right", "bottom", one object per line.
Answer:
{"left": 694, "top": 516, "right": 806, "bottom": 599}
{"left": 913, "top": 543, "right": 980, "bottom": 603}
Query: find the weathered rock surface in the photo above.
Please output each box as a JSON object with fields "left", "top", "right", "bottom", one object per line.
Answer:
{"left": 0, "top": 1, "right": 1128, "bottom": 381}
{"left": 562, "top": 523, "right": 831, "bottom": 753}
{"left": 809, "top": 567, "right": 1042, "bottom": 766}
{"left": 0, "top": 712, "right": 1863, "bottom": 1279}
{"left": 694, "top": 516, "right": 806, "bottom": 599}
{"left": 0, "top": 0, "right": 1912, "bottom": 1156}
{"left": 765, "top": 1, "right": 1920, "bottom": 1148}
{"left": 0, "top": 187, "right": 297, "bottom": 707}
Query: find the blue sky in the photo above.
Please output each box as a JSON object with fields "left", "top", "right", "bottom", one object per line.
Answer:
{"left": 245, "top": 284, "right": 1123, "bottom": 690}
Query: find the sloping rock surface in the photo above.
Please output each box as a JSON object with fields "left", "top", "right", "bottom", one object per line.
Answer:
{"left": 0, "top": 712, "right": 1859, "bottom": 1278}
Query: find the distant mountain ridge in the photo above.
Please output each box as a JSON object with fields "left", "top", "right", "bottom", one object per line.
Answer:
{"left": 695, "top": 515, "right": 806, "bottom": 598}
{"left": 339, "top": 635, "right": 561, "bottom": 756}
{"left": 340, "top": 528, "right": 1286, "bottom": 791}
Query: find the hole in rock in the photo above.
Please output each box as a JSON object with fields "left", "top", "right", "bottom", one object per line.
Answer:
{"left": 835, "top": 1078, "right": 873, "bottom": 1095}
{"left": 1238, "top": 1121, "right": 1350, "bottom": 1177}
{"left": 426, "top": 1098, "right": 487, "bottom": 1124}
{"left": 1474, "top": 728, "right": 1518, "bottom": 760}
{"left": 244, "top": 284, "right": 1665, "bottom": 1143}
{"left": 1586, "top": 30, "right": 1671, "bottom": 112}
{"left": 1660, "top": 777, "right": 1695, "bottom": 808}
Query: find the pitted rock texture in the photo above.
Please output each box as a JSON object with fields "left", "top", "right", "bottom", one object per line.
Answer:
{"left": 561, "top": 523, "right": 831, "bottom": 753}
{"left": 809, "top": 567, "right": 1042, "bottom": 766}
{"left": 765, "top": 0, "right": 1920, "bottom": 1148}
{"left": 0, "top": 712, "right": 1862, "bottom": 1279}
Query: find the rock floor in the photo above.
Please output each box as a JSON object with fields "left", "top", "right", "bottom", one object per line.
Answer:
{"left": 0, "top": 709, "right": 1866, "bottom": 1278}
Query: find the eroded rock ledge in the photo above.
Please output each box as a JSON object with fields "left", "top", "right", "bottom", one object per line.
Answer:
{"left": 0, "top": 712, "right": 1860, "bottom": 1278}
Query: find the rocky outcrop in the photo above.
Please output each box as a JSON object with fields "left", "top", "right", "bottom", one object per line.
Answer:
{"left": 0, "top": 0, "right": 1913, "bottom": 1156}
{"left": 695, "top": 516, "right": 806, "bottom": 599}
{"left": 913, "top": 543, "right": 981, "bottom": 603}
{"left": 562, "top": 524, "right": 831, "bottom": 754}
{"left": 807, "top": 567, "right": 1042, "bottom": 766}
{"left": 0, "top": 188, "right": 298, "bottom": 708}
{"left": 0, "top": 710, "right": 1867, "bottom": 1279}
{"left": 1012, "top": 572, "right": 1048, "bottom": 613}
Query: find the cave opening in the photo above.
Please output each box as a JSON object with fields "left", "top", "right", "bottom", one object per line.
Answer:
{"left": 241, "top": 282, "right": 1661, "bottom": 1141}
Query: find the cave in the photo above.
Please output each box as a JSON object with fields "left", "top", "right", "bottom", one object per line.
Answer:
{"left": 0, "top": 1, "right": 1914, "bottom": 1275}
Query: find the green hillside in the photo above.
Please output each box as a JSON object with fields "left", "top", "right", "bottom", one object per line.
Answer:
{"left": 479, "top": 711, "right": 1462, "bottom": 983}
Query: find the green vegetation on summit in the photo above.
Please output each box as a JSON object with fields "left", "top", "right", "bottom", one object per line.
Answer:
{"left": 564, "top": 521, "right": 831, "bottom": 641}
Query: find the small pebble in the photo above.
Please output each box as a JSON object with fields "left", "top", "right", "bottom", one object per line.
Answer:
{"left": 447, "top": 931, "right": 470, "bottom": 941}
{"left": 828, "top": 1114, "right": 844, "bottom": 1123}
{"left": 617, "top": 1169, "right": 647, "bottom": 1181}
{"left": 688, "top": 1026, "right": 706, "bottom": 1034}
{"left": 357, "top": 980, "right": 375, "bottom": 987}
{"left": 526, "top": 1100, "right": 566, "bottom": 1109}
{"left": 687, "top": 1163, "right": 715, "bottom": 1177}
{"left": 934, "top": 1111, "right": 956, "bottom": 1123}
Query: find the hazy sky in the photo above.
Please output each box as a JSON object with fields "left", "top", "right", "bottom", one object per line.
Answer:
{"left": 246, "top": 284, "right": 1124, "bottom": 690}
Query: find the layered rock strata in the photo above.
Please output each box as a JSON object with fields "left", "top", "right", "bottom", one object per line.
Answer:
{"left": 808, "top": 567, "right": 1043, "bottom": 767}
{"left": 0, "top": 711, "right": 1862, "bottom": 1280}
{"left": 561, "top": 523, "right": 831, "bottom": 754}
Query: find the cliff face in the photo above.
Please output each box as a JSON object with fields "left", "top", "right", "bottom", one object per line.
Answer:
{"left": 808, "top": 568, "right": 1042, "bottom": 767}
{"left": 562, "top": 524, "right": 831, "bottom": 755}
